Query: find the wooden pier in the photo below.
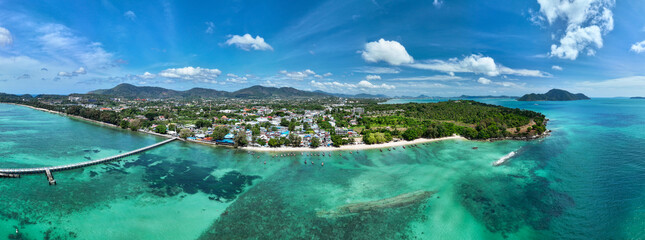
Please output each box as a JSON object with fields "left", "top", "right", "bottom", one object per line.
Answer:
{"left": 45, "top": 169, "right": 56, "bottom": 185}
{"left": 0, "top": 137, "right": 178, "bottom": 183}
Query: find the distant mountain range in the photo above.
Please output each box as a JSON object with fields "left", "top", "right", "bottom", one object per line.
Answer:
{"left": 630, "top": 97, "right": 645, "bottom": 99}
{"left": 518, "top": 89, "right": 590, "bottom": 101}
{"left": 89, "top": 83, "right": 333, "bottom": 99}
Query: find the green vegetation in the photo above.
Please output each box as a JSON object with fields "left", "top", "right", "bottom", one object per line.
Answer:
{"left": 518, "top": 89, "right": 590, "bottom": 101}
{"left": 362, "top": 132, "right": 393, "bottom": 144}
{"left": 331, "top": 135, "right": 351, "bottom": 147}
{"left": 154, "top": 124, "right": 167, "bottom": 134}
{"left": 357, "top": 100, "right": 546, "bottom": 140}
{"left": 234, "top": 131, "right": 248, "bottom": 147}
{"left": 310, "top": 137, "right": 320, "bottom": 148}
{"left": 179, "top": 128, "right": 193, "bottom": 138}
{"left": 210, "top": 126, "right": 229, "bottom": 140}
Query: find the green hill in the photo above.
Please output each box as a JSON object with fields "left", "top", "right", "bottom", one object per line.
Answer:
{"left": 518, "top": 89, "right": 590, "bottom": 101}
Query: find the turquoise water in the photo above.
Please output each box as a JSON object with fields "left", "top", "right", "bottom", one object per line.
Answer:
{"left": 1, "top": 99, "right": 644, "bottom": 239}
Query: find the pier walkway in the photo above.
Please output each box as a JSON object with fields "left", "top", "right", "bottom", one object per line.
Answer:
{"left": 0, "top": 137, "right": 178, "bottom": 178}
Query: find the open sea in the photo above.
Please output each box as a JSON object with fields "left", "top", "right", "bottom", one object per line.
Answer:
{"left": 1, "top": 98, "right": 644, "bottom": 239}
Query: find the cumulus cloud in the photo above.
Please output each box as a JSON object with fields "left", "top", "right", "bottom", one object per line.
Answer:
{"left": 550, "top": 25, "right": 603, "bottom": 59}
{"left": 226, "top": 73, "right": 248, "bottom": 84}
{"left": 124, "top": 11, "right": 136, "bottom": 20}
{"left": 323, "top": 72, "right": 333, "bottom": 77}
{"left": 366, "top": 75, "right": 381, "bottom": 80}
{"left": 0, "top": 27, "right": 12, "bottom": 46}
{"left": 58, "top": 67, "right": 87, "bottom": 77}
{"left": 159, "top": 66, "right": 221, "bottom": 83}
{"left": 205, "top": 22, "right": 215, "bottom": 34}
{"left": 535, "top": 0, "right": 615, "bottom": 60}
{"left": 552, "top": 65, "right": 563, "bottom": 70}
{"left": 409, "top": 54, "right": 550, "bottom": 77}
{"left": 477, "top": 77, "right": 492, "bottom": 84}
{"left": 357, "top": 80, "right": 395, "bottom": 89}
{"left": 361, "top": 39, "right": 413, "bottom": 65}
{"left": 279, "top": 69, "right": 317, "bottom": 80}
{"left": 225, "top": 34, "right": 273, "bottom": 51}
{"left": 630, "top": 40, "right": 645, "bottom": 54}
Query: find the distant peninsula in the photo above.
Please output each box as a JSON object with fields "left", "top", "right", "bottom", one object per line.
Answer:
{"left": 518, "top": 89, "right": 590, "bottom": 101}
{"left": 630, "top": 97, "right": 645, "bottom": 99}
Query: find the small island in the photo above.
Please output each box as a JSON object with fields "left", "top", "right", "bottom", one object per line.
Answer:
{"left": 518, "top": 89, "right": 590, "bottom": 101}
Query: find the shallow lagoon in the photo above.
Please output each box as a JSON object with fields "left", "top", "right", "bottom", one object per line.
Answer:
{"left": 1, "top": 99, "right": 644, "bottom": 239}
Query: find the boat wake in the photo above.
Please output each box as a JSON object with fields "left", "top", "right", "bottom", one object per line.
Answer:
{"left": 493, "top": 151, "right": 517, "bottom": 166}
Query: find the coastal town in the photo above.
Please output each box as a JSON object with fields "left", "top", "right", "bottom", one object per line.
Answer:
{"left": 51, "top": 95, "right": 379, "bottom": 149}
{"left": 0, "top": 86, "right": 549, "bottom": 152}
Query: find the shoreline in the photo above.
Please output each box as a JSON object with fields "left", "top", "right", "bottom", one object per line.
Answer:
{"left": 3, "top": 103, "right": 174, "bottom": 140}
{"left": 5, "top": 103, "right": 121, "bottom": 129}
{"left": 4, "top": 102, "right": 544, "bottom": 153}
{"left": 241, "top": 135, "right": 466, "bottom": 152}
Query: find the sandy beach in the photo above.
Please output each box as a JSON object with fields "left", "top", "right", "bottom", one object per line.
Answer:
{"left": 242, "top": 135, "right": 466, "bottom": 152}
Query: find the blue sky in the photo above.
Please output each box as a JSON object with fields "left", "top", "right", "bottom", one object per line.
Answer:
{"left": 1, "top": 0, "right": 644, "bottom": 97}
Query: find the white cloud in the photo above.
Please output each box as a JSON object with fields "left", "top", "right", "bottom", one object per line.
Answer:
{"left": 354, "top": 66, "right": 401, "bottom": 74}
{"left": 496, "top": 81, "right": 521, "bottom": 87}
{"left": 552, "top": 65, "right": 563, "bottom": 70}
{"left": 0, "top": 27, "right": 13, "bottom": 46}
{"left": 58, "top": 67, "right": 87, "bottom": 77}
{"left": 314, "top": 72, "right": 333, "bottom": 79}
{"left": 391, "top": 75, "right": 466, "bottom": 81}
{"left": 477, "top": 77, "right": 492, "bottom": 85}
{"left": 550, "top": 25, "right": 603, "bottom": 60}
{"left": 433, "top": 0, "right": 443, "bottom": 8}
{"left": 225, "top": 34, "right": 273, "bottom": 51}
{"left": 279, "top": 69, "right": 317, "bottom": 80}
{"left": 499, "top": 66, "right": 551, "bottom": 77}
{"left": 409, "top": 54, "right": 550, "bottom": 77}
{"left": 36, "top": 24, "right": 114, "bottom": 69}
{"left": 310, "top": 80, "right": 395, "bottom": 90}
{"left": 205, "top": 22, "right": 214, "bottom": 34}
{"left": 535, "top": 0, "right": 615, "bottom": 60}
{"left": 357, "top": 80, "right": 395, "bottom": 89}
{"left": 475, "top": 77, "right": 524, "bottom": 88}
{"left": 630, "top": 40, "right": 645, "bottom": 54}
{"left": 310, "top": 80, "right": 356, "bottom": 89}
{"left": 226, "top": 73, "right": 248, "bottom": 84}
{"left": 159, "top": 66, "right": 221, "bottom": 83}
{"left": 124, "top": 11, "right": 136, "bottom": 20}
{"left": 366, "top": 75, "right": 381, "bottom": 80}
{"left": 361, "top": 39, "right": 413, "bottom": 65}
{"left": 138, "top": 72, "right": 156, "bottom": 79}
